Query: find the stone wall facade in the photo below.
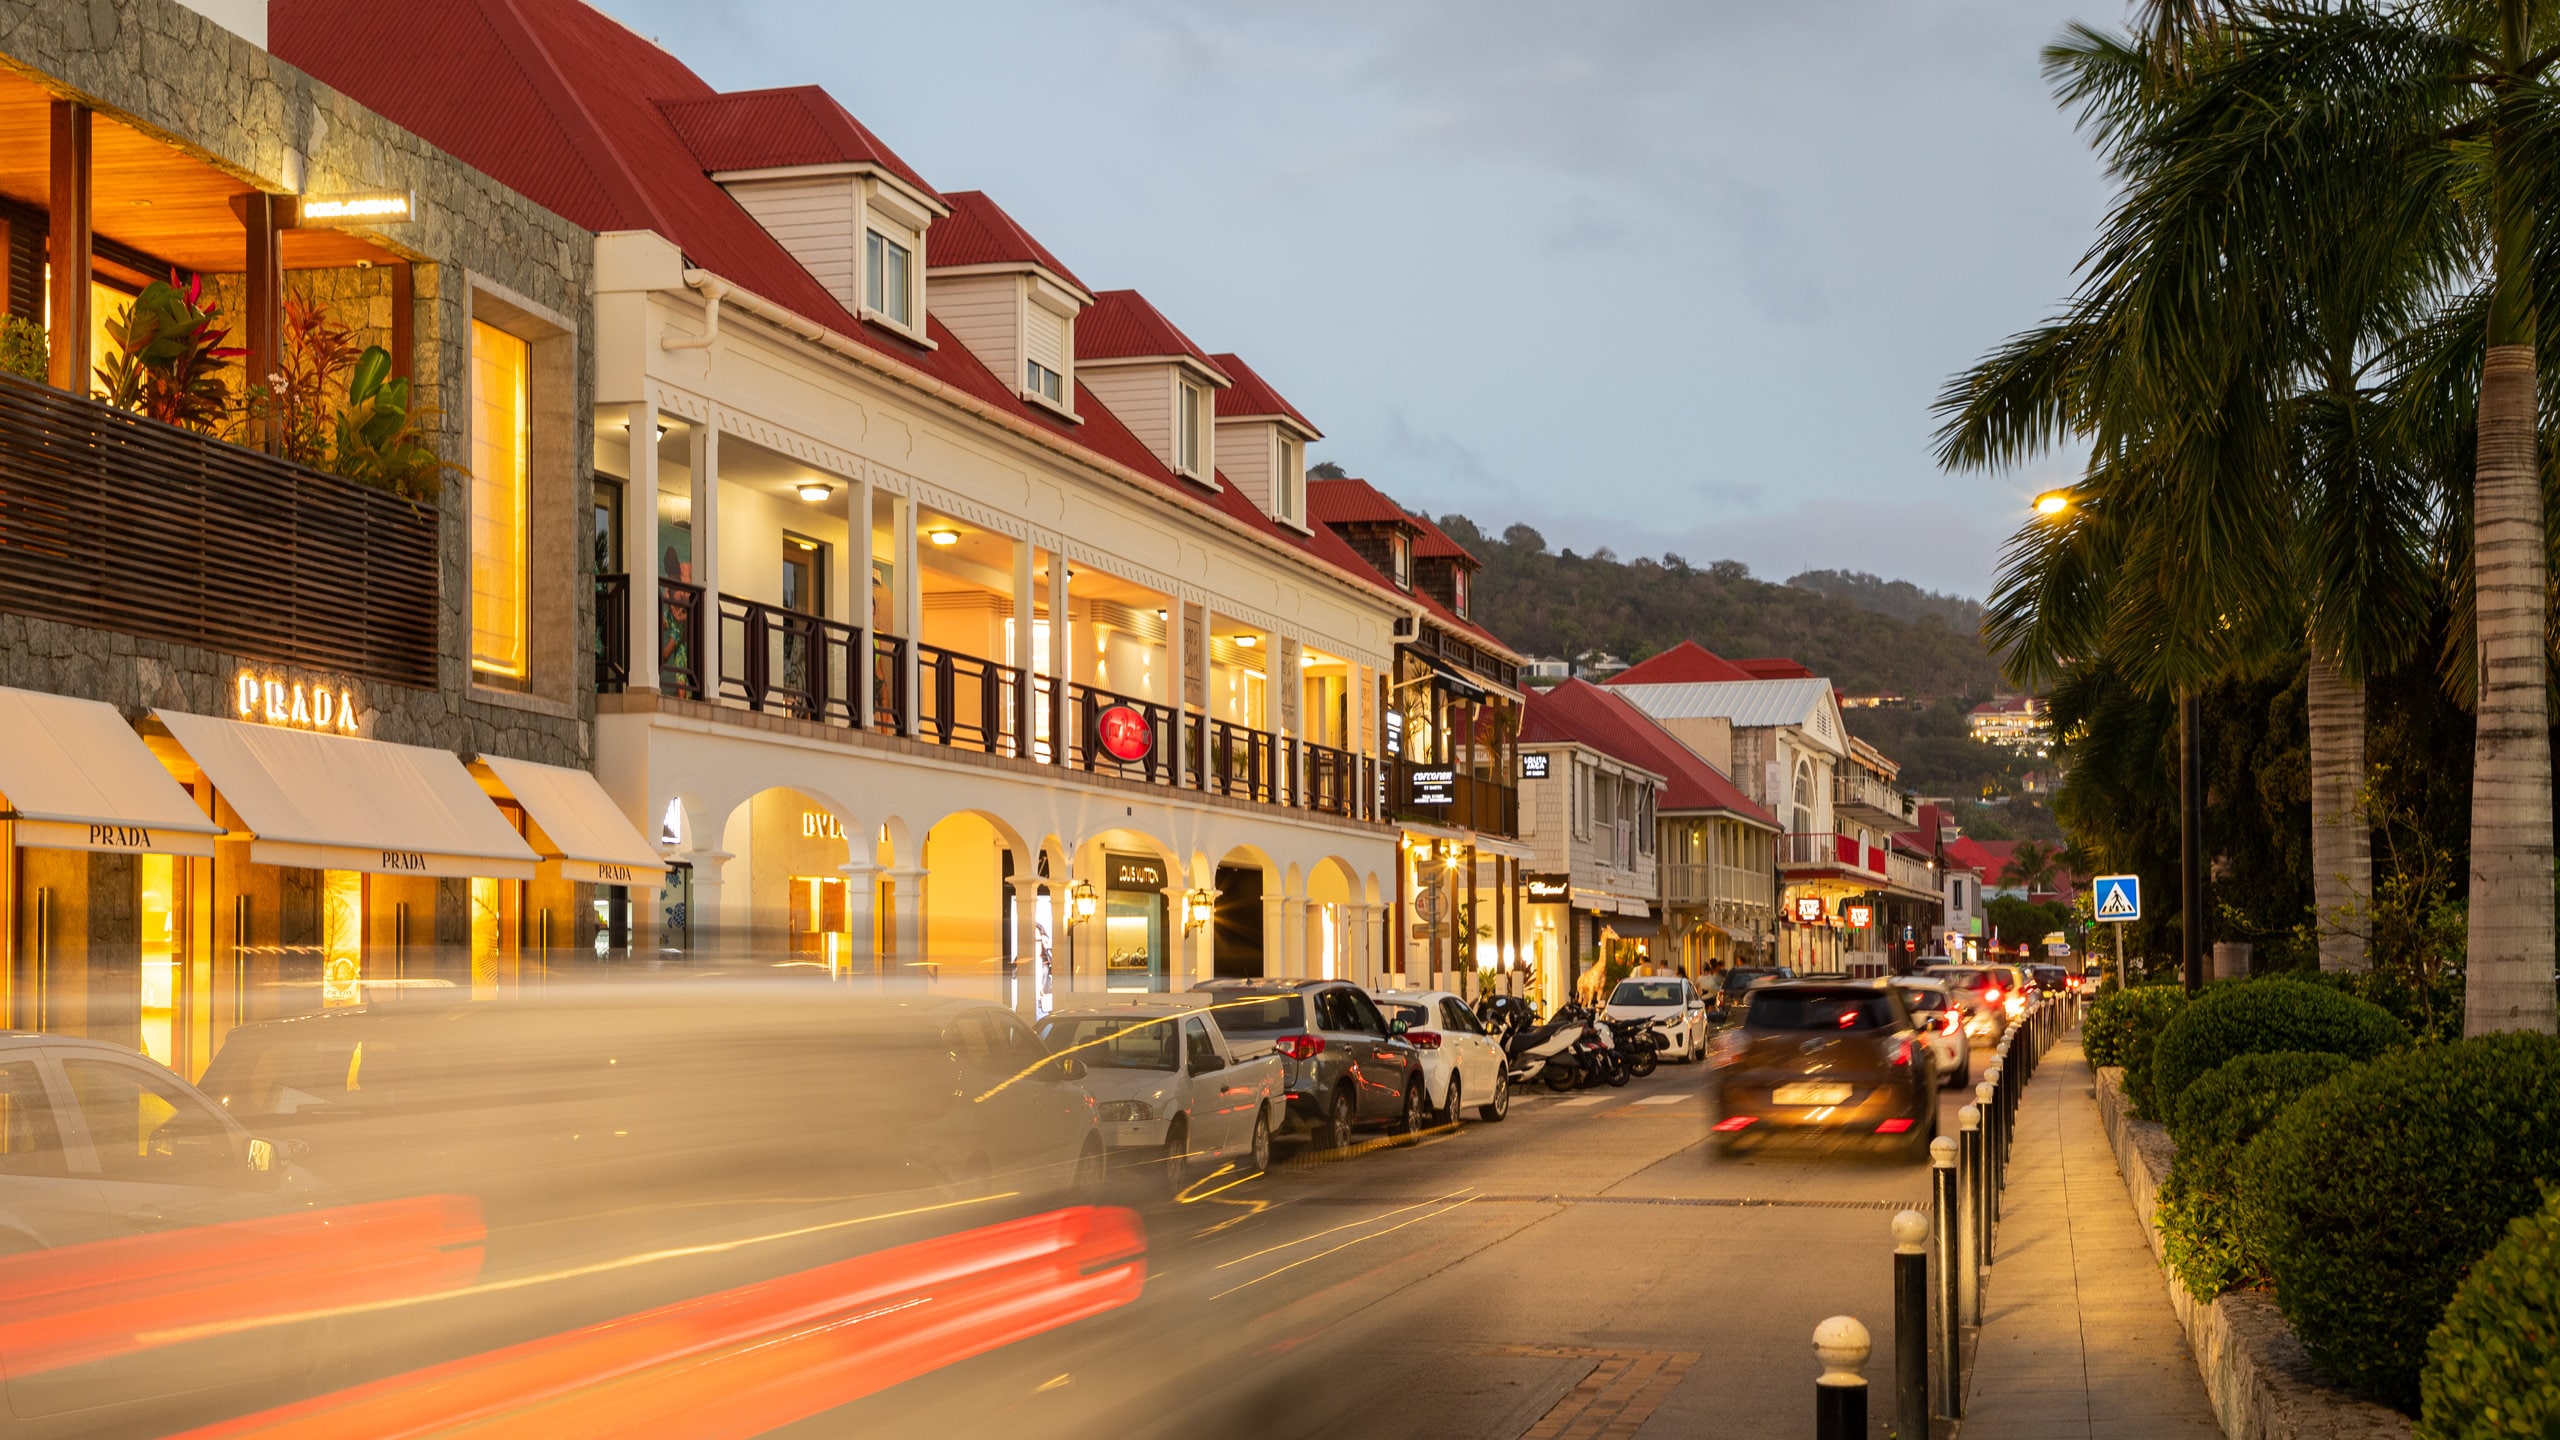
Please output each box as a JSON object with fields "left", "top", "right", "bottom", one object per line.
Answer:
{"left": 0, "top": 0, "right": 596, "bottom": 767}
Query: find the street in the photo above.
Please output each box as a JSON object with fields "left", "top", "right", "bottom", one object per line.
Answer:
{"left": 804, "top": 1060, "right": 1967, "bottom": 1440}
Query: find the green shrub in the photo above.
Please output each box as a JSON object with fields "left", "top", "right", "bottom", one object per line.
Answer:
{"left": 2158, "top": 1050, "right": 2359, "bottom": 1301}
{"left": 2085, "top": 985, "right": 2191, "bottom": 1118}
{"left": 2150, "top": 978, "right": 2407, "bottom": 1121}
{"left": 2296, "top": 966, "right": 2466, "bottom": 1046}
{"left": 2238, "top": 1032, "right": 2560, "bottom": 1411}
{"left": 2419, "top": 1185, "right": 2560, "bottom": 1439}
{"left": 0, "top": 315, "right": 43, "bottom": 383}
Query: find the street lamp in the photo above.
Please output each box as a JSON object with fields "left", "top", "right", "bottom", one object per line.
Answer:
{"left": 2033, "top": 488, "right": 2073, "bottom": 517}
{"left": 1070, "top": 880, "right": 1097, "bottom": 922}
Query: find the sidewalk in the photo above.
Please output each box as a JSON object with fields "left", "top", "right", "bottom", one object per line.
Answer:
{"left": 1958, "top": 1036, "right": 2223, "bottom": 1439}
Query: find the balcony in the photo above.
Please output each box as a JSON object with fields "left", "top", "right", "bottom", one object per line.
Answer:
{"left": 598, "top": 576, "right": 1380, "bottom": 822}
{"left": 1885, "top": 847, "right": 1938, "bottom": 897}
{"left": 1662, "top": 861, "right": 1775, "bottom": 911}
{"left": 1779, "top": 830, "right": 1888, "bottom": 880}
{"left": 1390, "top": 760, "right": 1518, "bottom": 837}
{"left": 1833, "top": 767, "right": 1917, "bottom": 828}
{"left": 0, "top": 372, "right": 439, "bottom": 686}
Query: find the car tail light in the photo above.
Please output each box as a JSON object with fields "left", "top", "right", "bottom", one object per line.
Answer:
{"left": 1984, "top": 987, "right": 2003, "bottom": 1004}
{"left": 1273, "top": 1034, "right": 1325, "bottom": 1061}
{"left": 1714, "top": 1115, "right": 1758, "bottom": 1132}
{"left": 1940, "top": 1008, "right": 1962, "bottom": 1034}
{"left": 1875, "top": 1117, "right": 1914, "bottom": 1134}
{"left": 1405, "top": 1030, "right": 1442, "bottom": 1050}
{"left": 1890, "top": 1038, "right": 1914, "bottom": 1066}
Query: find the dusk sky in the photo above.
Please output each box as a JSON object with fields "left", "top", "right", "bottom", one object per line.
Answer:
{"left": 596, "top": 0, "right": 2114, "bottom": 598}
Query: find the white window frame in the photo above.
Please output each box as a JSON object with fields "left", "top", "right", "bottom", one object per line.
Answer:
{"left": 1026, "top": 358, "right": 1064, "bottom": 405}
{"left": 865, "top": 227, "right": 914, "bottom": 328}
{"left": 1176, "top": 378, "right": 1206, "bottom": 477}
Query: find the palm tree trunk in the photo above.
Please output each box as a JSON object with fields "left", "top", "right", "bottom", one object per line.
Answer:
{"left": 2466, "top": 343, "right": 2556, "bottom": 1034}
{"left": 2306, "top": 652, "right": 2370, "bottom": 971}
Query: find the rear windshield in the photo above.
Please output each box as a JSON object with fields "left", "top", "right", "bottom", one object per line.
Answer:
{"left": 1202, "top": 994, "right": 1303, "bottom": 1035}
{"left": 1894, "top": 987, "right": 1951, "bottom": 1011}
{"left": 1611, "top": 981, "right": 1688, "bottom": 1007}
{"left": 1036, "top": 1016, "right": 1178, "bottom": 1071}
{"left": 1926, "top": 968, "right": 1993, "bottom": 991}
{"left": 1748, "top": 990, "right": 1899, "bottom": 1032}
{"left": 1724, "top": 970, "right": 1781, "bottom": 991}
{"left": 1377, "top": 1001, "right": 1432, "bottom": 1029}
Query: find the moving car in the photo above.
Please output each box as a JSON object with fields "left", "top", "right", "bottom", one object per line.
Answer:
{"left": 1190, "top": 978, "right": 1426, "bottom": 1149}
{"left": 1602, "top": 975, "right": 1712, "bottom": 1063}
{"left": 1922, "top": 964, "right": 2015, "bottom": 1047}
{"left": 1887, "top": 975, "right": 1972, "bottom": 1087}
{"left": 1039, "top": 999, "right": 1283, "bottom": 1185}
{"left": 1711, "top": 980, "right": 1940, "bottom": 1157}
{"left": 1710, "top": 965, "right": 1796, "bottom": 1023}
{"left": 1371, "top": 989, "right": 1510, "bottom": 1122}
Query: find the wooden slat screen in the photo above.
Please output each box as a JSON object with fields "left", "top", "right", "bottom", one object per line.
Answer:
{"left": 0, "top": 371, "right": 439, "bottom": 688}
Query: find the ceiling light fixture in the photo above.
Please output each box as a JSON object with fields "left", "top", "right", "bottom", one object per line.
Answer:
{"left": 1236, "top": 635, "right": 1258, "bottom": 649}
{"left": 928, "top": 528, "right": 961, "bottom": 547}
{"left": 796, "top": 482, "right": 834, "bottom": 503}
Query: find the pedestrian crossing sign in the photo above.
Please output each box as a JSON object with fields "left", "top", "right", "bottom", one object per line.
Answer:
{"left": 2094, "top": 874, "right": 2141, "bottom": 922}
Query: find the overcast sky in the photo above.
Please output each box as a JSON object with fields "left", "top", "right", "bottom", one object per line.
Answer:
{"left": 597, "top": 0, "right": 2115, "bottom": 598}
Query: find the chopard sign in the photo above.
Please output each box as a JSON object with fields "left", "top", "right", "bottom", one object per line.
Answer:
{"left": 235, "top": 673, "right": 361, "bottom": 734}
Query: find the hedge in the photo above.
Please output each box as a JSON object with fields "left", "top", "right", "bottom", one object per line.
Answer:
{"left": 2419, "top": 1184, "right": 2560, "bottom": 1439}
{"left": 2239, "top": 1032, "right": 2560, "bottom": 1411}
{"left": 2085, "top": 985, "right": 2191, "bottom": 1119}
{"left": 2157, "top": 1050, "right": 2359, "bottom": 1302}
{"left": 2149, "top": 978, "right": 2407, "bottom": 1122}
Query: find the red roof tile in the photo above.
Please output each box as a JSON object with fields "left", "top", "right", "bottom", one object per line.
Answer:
{"left": 655, "top": 87, "right": 943, "bottom": 204}
{"left": 1521, "top": 681, "right": 1778, "bottom": 826}
{"left": 1605, "top": 641, "right": 1756, "bottom": 686}
{"left": 1305, "top": 479, "right": 1522, "bottom": 661}
{"left": 1077, "top": 291, "right": 1229, "bottom": 380}
{"left": 1208, "top": 352, "right": 1319, "bottom": 436}
{"left": 931, "top": 191, "right": 1090, "bottom": 294}
{"left": 1735, "top": 658, "right": 1817, "bottom": 681}
{"left": 1409, "top": 513, "right": 1481, "bottom": 567}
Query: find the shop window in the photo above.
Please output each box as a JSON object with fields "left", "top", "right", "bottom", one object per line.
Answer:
{"left": 322, "top": 871, "right": 363, "bottom": 1009}
{"left": 471, "top": 320, "right": 532, "bottom": 681}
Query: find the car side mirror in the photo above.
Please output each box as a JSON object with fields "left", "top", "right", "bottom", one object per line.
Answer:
{"left": 1057, "top": 1056, "right": 1088, "bottom": 1082}
{"left": 1387, "top": 1018, "right": 1410, "bottom": 1037}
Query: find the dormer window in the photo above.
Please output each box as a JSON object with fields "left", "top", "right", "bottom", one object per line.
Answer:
{"left": 865, "top": 227, "right": 914, "bottom": 326}
{"left": 1390, "top": 532, "right": 1412, "bottom": 590}
{"left": 1177, "top": 379, "right": 1207, "bottom": 477}
{"left": 1276, "top": 435, "right": 1304, "bottom": 525}
{"left": 1453, "top": 567, "right": 1471, "bottom": 619}
{"left": 1027, "top": 359, "right": 1064, "bottom": 405}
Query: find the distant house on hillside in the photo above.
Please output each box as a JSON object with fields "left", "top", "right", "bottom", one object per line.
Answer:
{"left": 1523, "top": 656, "right": 1572, "bottom": 686}
{"left": 1968, "top": 695, "right": 2051, "bottom": 756}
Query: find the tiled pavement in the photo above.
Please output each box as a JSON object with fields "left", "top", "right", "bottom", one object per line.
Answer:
{"left": 1959, "top": 1038, "right": 2223, "bottom": 1440}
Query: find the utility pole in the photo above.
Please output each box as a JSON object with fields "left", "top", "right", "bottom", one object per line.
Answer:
{"left": 2179, "top": 691, "right": 2203, "bottom": 995}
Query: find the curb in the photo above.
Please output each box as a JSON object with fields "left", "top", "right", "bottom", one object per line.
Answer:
{"left": 2091, "top": 1066, "right": 2410, "bottom": 1440}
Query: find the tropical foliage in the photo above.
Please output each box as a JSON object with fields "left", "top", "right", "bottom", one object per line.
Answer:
{"left": 93, "top": 273, "right": 243, "bottom": 432}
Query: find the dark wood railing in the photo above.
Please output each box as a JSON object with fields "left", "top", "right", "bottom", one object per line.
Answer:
{"left": 0, "top": 370, "right": 438, "bottom": 686}
{"left": 871, "top": 634, "right": 907, "bottom": 733}
{"left": 1197, "top": 718, "right": 1284, "bottom": 804}
{"left": 720, "top": 596, "right": 862, "bottom": 725}
{"left": 595, "top": 573, "right": 630, "bottom": 692}
{"left": 1392, "top": 760, "right": 1518, "bottom": 837}
{"left": 918, "top": 642, "right": 1023, "bottom": 754}
{"left": 1303, "top": 742, "right": 1372, "bottom": 820}
{"left": 656, "top": 580, "right": 706, "bottom": 699}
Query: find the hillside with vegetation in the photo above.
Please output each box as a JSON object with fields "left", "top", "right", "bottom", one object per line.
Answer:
{"left": 1437, "top": 515, "right": 2006, "bottom": 703}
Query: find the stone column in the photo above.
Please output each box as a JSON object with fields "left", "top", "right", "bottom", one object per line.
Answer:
{"left": 1011, "top": 538, "right": 1036, "bottom": 757}
{"left": 887, "top": 865, "right": 927, "bottom": 987}
{"left": 688, "top": 425, "right": 721, "bottom": 698}
{"left": 1010, "top": 873, "right": 1042, "bottom": 1011}
{"left": 1168, "top": 598, "right": 1190, "bottom": 787}
{"left": 894, "top": 497, "right": 921, "bottom": 736}
{"left": 1047, "top": 549, "right": 1073, "bottom": 761}
{"left": 680, "top": 847, "right": 734, "bottom": 955}
{"left": 1262, "top": 892, "right": 1289, "bottom": 980}
{"left": 848, "top": 474, "right": 873, "bottom": 726}
{"left": 1282, "top": 893, "right": 1310, "bottom": 984}
{"left": 839, "top": 858, "right": 878, "bottom": 985}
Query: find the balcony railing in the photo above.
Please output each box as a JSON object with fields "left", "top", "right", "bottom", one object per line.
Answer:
{"left": 1779, "top": 831, "right": 1888, "bottom": 879}
{"left": 1391, "top": 761, "right": 1518, "bottom": 837}
{"left": 0, "top": 370, "right": 439, "bottom": 687}
{"left": 1833, "top": 768, "right": 1917, "bottom": 826}
{"left": 1662, "top": 861, "right": 1776, "bottom": 910}
{"left": 1885, "top": 848, "right": 1938, "bottom": 896}
{"left": 596, "top": 576, "right": 1381, "bottom": 823}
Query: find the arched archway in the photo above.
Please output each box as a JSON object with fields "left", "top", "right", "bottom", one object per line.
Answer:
{"left": 1073, "top": 827, "right": 1182, "bottom": 994}
{"left": 917, "top": 808, "right": 1032, "bottom": 1003}
{"left": 1306, "top": 857, "right": 1359, "bottom": 982}
{"left": 1211, "top": 843, "right": 1276, "bottom": 981}
{"left": 712, "top": 785, "right": 859, "bottom": 961}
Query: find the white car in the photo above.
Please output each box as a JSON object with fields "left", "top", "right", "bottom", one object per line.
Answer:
{"left": 1889, "top": 975, "right": 1974, "bottom": 1087}
{"left": 1037, "top": 1000, "right": 1282, "bottom": 1185}
{"left": 1370, "top": 990, "right": 1510, "bottom": 1124}
{"left": 1602, "top": 976, "right": 1712, "bottom": 1063}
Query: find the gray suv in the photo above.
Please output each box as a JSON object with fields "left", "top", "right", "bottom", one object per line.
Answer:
{"left": 1189, "top": 979, "right": 1426, "bottom": 1149}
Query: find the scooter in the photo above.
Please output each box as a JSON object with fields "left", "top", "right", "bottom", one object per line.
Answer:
{"left": 1571, "top": 1011, "right": 1629, "bottom": 1089}
{"left": 1497, "top": 1005, "right": 1590, "bottom": 1092}
{"left": 1607, "top": 1016, "right": 1663, "bottom": 1079}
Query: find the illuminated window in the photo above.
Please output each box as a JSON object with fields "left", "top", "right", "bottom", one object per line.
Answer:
{"left": 471, "top": 321, "right": 531, "bottom": 679}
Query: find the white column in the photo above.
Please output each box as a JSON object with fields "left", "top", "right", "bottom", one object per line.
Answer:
{"left": 1011, "top": 537, "right": 1036, "bottom": 758}
{"left": 682, "top": 847, "right": 734, "bottom": 954}
{"left": 1261, "top": 892, "right": 1287, "bottom": 979}
{"left": 840, "top": 858, "right": 878, "bottom": 985}
{"left": 894, "top": 496, "right": 921, "bottom": 736}
{"left": 887, "top": 865, "right": 927, "bottom": 988}
{"left": 1010, "top": 873, "right": 1042, "bottom": 1013}
{"left": 1282, "top": 894, "right": 1310, "bottom": 982}
{"left": 1047, "top": 549, "right": 1073, "bottom": 761}
{"left": 688, "top": 424, "right": 721, "bottom": 699}
{"left": 848, "top": 475, "right": 873, "bottom": 727}
{"left": 1168, "top": 598, "right": 1189, "bottom": 787}
{"left": 623, "top": 402, "right": 659, "bottom": 693}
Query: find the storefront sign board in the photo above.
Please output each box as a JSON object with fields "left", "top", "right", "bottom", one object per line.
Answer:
{"left": 1096, "top": 705, "right": 1153, "bottom": 763}
{"left": 1407, "top": 767, "right": 1457, "bottom": 807}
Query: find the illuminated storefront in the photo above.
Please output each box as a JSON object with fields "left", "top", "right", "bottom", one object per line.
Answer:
{"left": 1102, "top": 852, "right": 1168, "bottom": 992}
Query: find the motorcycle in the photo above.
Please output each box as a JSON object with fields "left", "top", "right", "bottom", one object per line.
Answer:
{"left": 1606, "top": 1016, "right": 1663, "bottom": 1079}
{"left": 1571, "top": 1011, "right": 1629, "bottom": 1089}
{"left": 1489, "top": 1001, "right": 1590, "bottom": 1092}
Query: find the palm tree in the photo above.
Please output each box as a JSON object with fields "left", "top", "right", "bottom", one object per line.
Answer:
{"left": 1946, "top": 5, "right": 2553, "bottom": 1032}
{"left": 2001, "top": 840, "right": 2065, "bottom": 895}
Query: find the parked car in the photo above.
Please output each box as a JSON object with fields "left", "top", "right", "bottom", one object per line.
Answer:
{"left": 1602, "top": 976, "right": 1712, "bottom": 1062}
{"left": 1371, "top": 989, "right": 1511, "bottom": 1123}
{"left": 1887, "top": 975, "right": 1972, "bottom": 1087}
{"left": 1039, "top": 999, "right": 1282, "bottom": 1186}
{"left": 1191, "top": 978, "right": 1427, "bottom": 1148}
{"left": 1712, "top": 980, "right": 1940, "bottom": 1158}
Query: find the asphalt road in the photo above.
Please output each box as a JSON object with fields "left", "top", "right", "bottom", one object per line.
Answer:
{"left": 796, "top": 1058, "right": 1974, "bottom": 1440}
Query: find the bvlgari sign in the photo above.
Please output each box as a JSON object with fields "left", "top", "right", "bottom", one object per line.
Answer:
{"left": 235, "top": 672, "right": 361, "bottom": 734}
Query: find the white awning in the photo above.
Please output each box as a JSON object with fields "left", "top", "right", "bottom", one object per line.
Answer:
{"left": 471, "top": 755, "right": 669, "bottom": 889}
{"left": 153, "top": 710, "right": 539, "bottom": 880}
{"left": 0, "top": 688, "right": 224, "bottom": 857}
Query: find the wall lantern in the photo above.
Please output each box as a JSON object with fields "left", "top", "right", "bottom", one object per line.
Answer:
{"left": 1184, "top": 887, "right": 1216, "bottom": 934}
{"left": 796, "top": 482, "right": 834, "bottom": 503}
{"left": 1071, "top": 879, "right": 1098, "bottom": 922}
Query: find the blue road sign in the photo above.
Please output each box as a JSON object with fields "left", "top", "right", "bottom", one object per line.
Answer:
{"left": 2094, "top": 874, "right": 2141, "bottom": 923}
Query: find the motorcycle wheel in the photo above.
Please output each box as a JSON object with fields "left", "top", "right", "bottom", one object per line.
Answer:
{"left": 1628, "top": 1047, "right": 1658, "bottom": 1079}
{"left": 1604, "top": 1058, "right": 1630, "bottom": 1088}
{"left": 1542, "top": 1063, "right": 1579, "bottom": 1092}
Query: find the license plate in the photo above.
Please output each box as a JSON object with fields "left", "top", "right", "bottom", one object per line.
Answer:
{"left": 1774, "top": 1083, "right": 1852, "bottom": 1106}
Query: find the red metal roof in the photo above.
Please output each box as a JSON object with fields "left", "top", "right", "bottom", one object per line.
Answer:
{"left": 1305, "top": 478, "right": 1522, "bottom": 660}
{"left": 1734, "top": 658, "right": 1817, "bottom": 680}
{"left": 1521, "top": 681, "right": 1778, "bottom": 826}
{"left": 655, "top": 87, "right": 943, "bottom": 203}
{"left": 931, "top": 191, "right": 1090, "bottom": 294}
{"left": 1409, "top": 513, "right": 1481, "bottom": 568}
{"left": 1208, "top": 352, "right": 1319, "bottom": 437}
{"left": 1605, "top": 641, "right": 1756, "bottom": 686}
{"left": 1076, "top": 291, "right": 1230, "bottom": 381}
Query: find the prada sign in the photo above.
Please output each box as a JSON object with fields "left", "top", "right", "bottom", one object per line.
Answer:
{"left": 235, "top": 672, "right": 361, "bottom": 735}
{"left": 11, "top": 818, "right": 218, "bottom": 859}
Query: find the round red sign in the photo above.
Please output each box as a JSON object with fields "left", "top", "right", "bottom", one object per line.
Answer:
{"left": 1096, "top": 704, "right": 1153, "bottom": 763}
